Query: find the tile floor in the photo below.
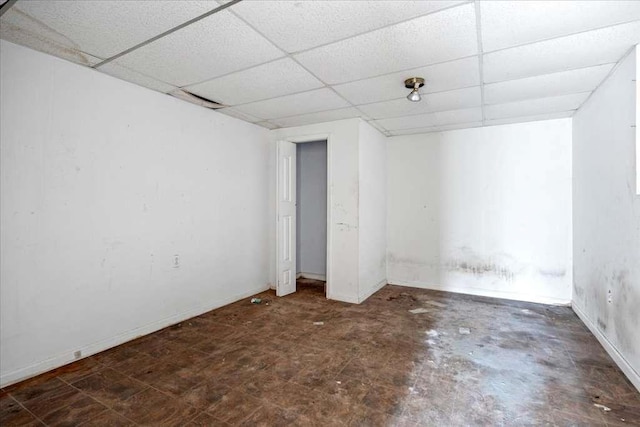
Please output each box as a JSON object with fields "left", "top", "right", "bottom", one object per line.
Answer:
{"left": 1, "top": 279, "right": 639, "bottom": 426}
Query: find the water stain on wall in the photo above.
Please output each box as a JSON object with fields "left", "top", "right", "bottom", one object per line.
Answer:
{"left": 614, "top": 270, "right": 639, "bottom": 359}
{"left": 444, "top": 259, "right": 515, "bottom": 282}
{"left": 538, "top": 268, "right": 566, "bottom": 278}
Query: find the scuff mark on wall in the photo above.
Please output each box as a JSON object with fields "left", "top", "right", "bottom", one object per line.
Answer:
{"left": 615, "top": 270, "right": 639, "bottom": 358}
{"left": 597, "top": 317, "right": 608, "bottom": 332}
{"left": 336, "top": 222, "right": 358, "bottom": 231}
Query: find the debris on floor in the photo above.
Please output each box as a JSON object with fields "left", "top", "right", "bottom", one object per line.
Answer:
{"left": 409, "top": 308, "right": 430, "bottom": 314}
{"left": 313, "top": 321, "right": 324, "bottom": 325}
{"left": 388, "top": 292, "right": 417, "bottom": 302}
{"left": 459, "top": 327, "right": 471, "bottom": 335}
{"left": 426, "top": 329, "right": 439, "bottom": 337}
{"left": 250, "top": 298, "right": 262, "bottom": 304}
{"left": 425, "top": 300, "right": 447, "bottom": 308}
{"left": 593, "top": 403, "right": 612, "bottom": 412}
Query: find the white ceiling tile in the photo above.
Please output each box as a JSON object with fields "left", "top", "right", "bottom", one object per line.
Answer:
{"left": 374, "top": 107, "right": 482, "bottom": 131}
{"left": 483, "top": 20, "right": 640, "bottom": 83}
{"left": 271, "top": 107, "right": 363, "bottom": 128}
{"left": 233, "top": 88, "right": 350, "bottom": 120}
{"left": 294, "top": 3, "right": 478, "bottom": 85}
{"left": 1, "top": 1, "right": 217, "bottom": 59}
{"left": 389, "top": 121, "right": 482, "bottom": 135}
{"left": 358, "top": 87, "right": 481, "bottom": 119}
{"left": 485, "top": 111, "right": 574, "bottom": 127}
{"left": 481, "top": 1, "right": 640, "bottom": 52}
{"left": 184, "top": 58, "right": 323, "bottom": 106}
{"left": 333, "top": 57, "right": 480, "bottom": 105}
{"left": 485, "top": 92, "right": 590, "bottom": 120}
{"left": 230, "top": 0, "right": 466, "bottom": 54}
{"left": 97, "top": 63, "right": 177, "bottom": 94}
{"left": 114, "top": 10, "right": 284, "bottom": 87}
{"left": 215, "top": 108, "right": 263, "bottom": 123}
{"left": 0, "top": 9, "right": 102, "bottom": 66}
{"left": 484, "top": 64, "right": 614, "bottom": 105}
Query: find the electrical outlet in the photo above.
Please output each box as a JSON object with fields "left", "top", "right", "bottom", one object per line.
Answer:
{"left": 74, "top": 350, "right": 82, "bottom": 360}
{"left": 173, "top": 254, "right": 180, "bottom": 269}
{"left": 607, "top": 289, "right": 612, "bottom": 304}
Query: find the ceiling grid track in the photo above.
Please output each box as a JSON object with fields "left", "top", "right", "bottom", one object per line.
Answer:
{"left": 573, "top": 45, "right": 636, "bottom": 116}
{"left": 0, "top": 0, "right": 18, "bottom": 18}
{"left": 284, "top": 0, "right": 475, "bottom": 57}
{"left": 474, "top": 0, "right": 486, "bottom": 125}
{"left": 93, "top": 0, "right": 244, "bottom": 68}
{"left": 223, "top": 5, "right": 374, "bottom": 128}
{"left": 3, "top": 1, "right": 638, "bottom": 133}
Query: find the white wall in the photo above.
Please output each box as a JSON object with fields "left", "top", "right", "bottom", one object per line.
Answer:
{"left": 358, "top": 121, "right": 387, "bottom": 301}
{"left": 572, "top": 48, "right": 640, "bottom": 390}
{"left": 387, "top": 119, "right": 573, "bottom": 304}
{"left": 296, "top": 140, "right": 327, "bottom": 278}
{"left": 0, "top": 41, "right": 271, "bottom": 386}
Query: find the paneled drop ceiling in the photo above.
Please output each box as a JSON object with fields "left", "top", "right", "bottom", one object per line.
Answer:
{"left": 1, "top": 0, "right": 639, "bottom": 135}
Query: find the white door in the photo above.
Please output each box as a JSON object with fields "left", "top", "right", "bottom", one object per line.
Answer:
{"left": 277, "top": 141, "right": 296, "bottom": 296}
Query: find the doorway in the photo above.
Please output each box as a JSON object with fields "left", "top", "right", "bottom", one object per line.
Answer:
{"left": 296, "top": 140, "right": 327, "bottom": 293}
{"left": 276, "top": 138, "right": 329, "bottom": 297}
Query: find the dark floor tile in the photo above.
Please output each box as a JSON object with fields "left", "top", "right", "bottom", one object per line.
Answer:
{"left": 208, "top": 389, "right": 262, "bottom": 424}
{"left": 549, "top": 409, "right": 607, "bottom": 427}
{"left": 77, "top": 409, "right": 136, "bottom": 426}
{"left": 52, "top": 358, "right": 104, "bottom": 384}
{"left": 347, "top": 404, "right": 401, "bottom": 427}
{"left": 40, "top": 395, "right": 108, "bottom": 427}
{"left": 72, "top": 369, "right": 147, "bottom": 407}
{"left": 597, "top": 400, "right": 640, "bottom": 426}
{"left": 361, "top": 382, "right": 407, "bottom": 416}
{"left": 0, "top": 394, "right": 42, "bottom": 427}
{"left": 4, "top": 282, "right": 638, "bottom": 427}
{"left": 338, "top": 356, "right": 386, "bottom": 384}
{"left": 129, "top": 360, "right": 200, "bottom": 396}
{"left": 6, "top": 377, "right": 68, "bottom": 404}
{"left": 185, "top": 412, "right": 229, "bottom": 426}
{"left": 110, "top": 351, "right": 158, "bottom": 377}
{"left": 239, "top": 402, "right": 300, "bottom": 427}
{"left": 318, "top": 377, "right": 370, "bottom": 404}
{"left": 180, "top": 381, "right": 231, "bottom": 410}
{"left": 120, "top": 334, "right": 166, "bottom": 355}
{"left": 241, "top": 369, "right": 289, "bottom": 400}
{"left": 91, "top": 346, "right": 140, "bottom": 367}
{"left": 20, "top": 385, "right": 84, "bottom": 419}
{"left": 110, "top": 388, "right": 199, "bottom": 426}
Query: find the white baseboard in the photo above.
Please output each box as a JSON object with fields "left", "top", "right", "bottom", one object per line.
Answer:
{"left": 0, "top": 284, "right": 269, "bottom": 388}
{"left": 387, "top": 279, "right": 571, "bottom": 306}
{"left": 327, "top": 291, "right": 359, "bottom": 304}
{"left": 359, "top": 279, "right": 387, "bottom": 303}
{"left": 296, "top": 272, "right": 326, "bottom": 281}
{"left": 572, "top": 303, "right": 640, "bottom": 393}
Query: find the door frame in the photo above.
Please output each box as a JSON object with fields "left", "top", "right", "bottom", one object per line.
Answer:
{"left": 276, "top": 133, "right": 332, "bottom": 299}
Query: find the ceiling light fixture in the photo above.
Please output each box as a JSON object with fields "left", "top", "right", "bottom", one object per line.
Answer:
{"left": 405, "top": 77, "right": 425, "bottom": 102}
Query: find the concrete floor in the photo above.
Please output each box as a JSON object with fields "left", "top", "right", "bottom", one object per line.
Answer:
{"left": 1, "top": 279, "right": 639, "bottom": 426}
